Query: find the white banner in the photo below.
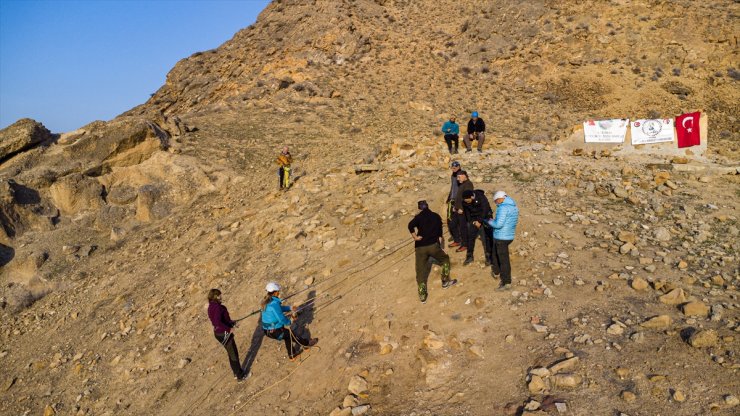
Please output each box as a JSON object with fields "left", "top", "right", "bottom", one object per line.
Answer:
{"left": 631, "top": 119, "right": 674, "bottom": 145}
{"left": 583, "top": 119, "right": 629, "bottom": 143}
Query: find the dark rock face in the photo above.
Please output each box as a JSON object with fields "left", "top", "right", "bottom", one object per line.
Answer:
{"left": 0, "top": 119, "right": 53, "bottom": 161}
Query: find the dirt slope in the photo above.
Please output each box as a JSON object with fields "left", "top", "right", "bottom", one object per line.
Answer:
{"left": 0, "top": 1, "right": 738, "bottom": 416}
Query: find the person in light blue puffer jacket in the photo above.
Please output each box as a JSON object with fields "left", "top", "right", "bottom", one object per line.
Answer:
{"left": 486, "top": 191, "right": 519, "bottom": 290}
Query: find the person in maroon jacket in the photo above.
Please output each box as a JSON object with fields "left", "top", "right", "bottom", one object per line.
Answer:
{"left": 207, "top": 289, "right": 246, "bottom": 381}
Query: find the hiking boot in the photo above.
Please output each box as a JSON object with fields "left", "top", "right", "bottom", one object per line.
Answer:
{"left": 418, "top": 283, "right": 428, "bottom": 304}
{"left": 465, "top": 149, "right": 472, "bottom": 153}
{"left": 455, "top": 246, "right": 467, "bottom": 252}
{"left": 236, "top": 372, "right": 250, "bottom": 382}
{"left": 477, "top": 149, "right": 483, "bottom": 153}
{"left": 448, "top": 242, "right": 461, "bottom": 248}
{"left": 496, "top": 284, "right": 512, "bottom": 292}
{"left": 463, "top": 256, "right": 474, "bottom": 266}
{"left": 453, "top": 149, "right": 459, "bottom": 154}
{"left": 289, "top": 350, "right": 303, "bottom": 362}
{"left": 442, "top": 279, "right": 458, "bottom": 289}
{"left": 491, "top": 270, "right": 501, "bottom": 279}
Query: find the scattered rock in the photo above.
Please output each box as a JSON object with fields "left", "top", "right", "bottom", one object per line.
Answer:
{"left": 621, "top": 390, "right": 636, "bottom": 402}
{"left": 551, "top": 374, "right": 582, "bottom": 389}
{"left": 688, "top": 329, "right": 718, "bottom": 348}
{"left": 549, "top": 357, "right": 579, "bottom": 374}
{"left": 630, "top": 278, "right": 649, "bottom": 291}
{"left": 681, "top": 301, "right": 709, "bottom": 317}
{"left": 641, "top": 315, "right": 672, "bottom": 329}
{"left": 347, "top": 375, "right": 368, "bottom": 395}
{"left": 659, "top": 288, "right": 687, "bottom": 305}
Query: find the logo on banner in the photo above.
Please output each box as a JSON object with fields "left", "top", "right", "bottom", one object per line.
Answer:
{"left": 630, "top": 119, "right": 674, "bottom": 145}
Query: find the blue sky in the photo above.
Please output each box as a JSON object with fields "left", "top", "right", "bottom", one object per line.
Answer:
{"left": 0, "top": 0, "right": 270, "bottom": 132}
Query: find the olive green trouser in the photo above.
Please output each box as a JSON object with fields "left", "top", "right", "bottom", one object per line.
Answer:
{"left": 415, "top": 243, "right": 451, "bottom": 285}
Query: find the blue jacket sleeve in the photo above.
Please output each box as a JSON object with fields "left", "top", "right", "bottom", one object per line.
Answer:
{"left": 490, "top": 205, "right": 509, "bottom": 230}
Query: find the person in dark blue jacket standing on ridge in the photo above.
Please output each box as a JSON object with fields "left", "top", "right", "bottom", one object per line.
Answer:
{"left": 441, "top": 116, "right": 460, "bottom": 154}
{"left": 261, "top": 282, "right": 317, "bottom": 361}
{"left": 464, "top": 111, "right": 486, "bottom": 153}
{"left": 486, "top": 191, "right": 519, "bottom": 291}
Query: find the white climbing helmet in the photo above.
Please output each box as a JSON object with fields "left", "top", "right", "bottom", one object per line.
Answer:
{"left": 493, "top": 191, "right": 507, "bottom": 200}
{"left": 265, "top": 282, "right": 281, "bottom": 293}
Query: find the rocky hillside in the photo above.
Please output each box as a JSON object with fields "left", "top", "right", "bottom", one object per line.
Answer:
{"left": 0, "top": 1, "right": 738, "bottom": 416}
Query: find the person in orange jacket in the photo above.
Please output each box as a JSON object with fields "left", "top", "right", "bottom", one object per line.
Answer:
{"left": 275, "top": 146, "right": 292, "bottom": 189}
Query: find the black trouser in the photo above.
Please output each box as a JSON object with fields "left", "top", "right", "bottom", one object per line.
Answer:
{"left": 214, "top": 332, "right": 243, "bottom": 378}
{"left": 491, "top": 239, "right": 513, "bottom": 284}
{"left": 457, "top": 211, "right": 468, "bottom": 246}
{"left": 447, "top": 202, "right": 461, "bottom": 243}
{"left": 444, "top": 134, "right": 459, "bottom": 153}
{"left": 265, "top": 327, "right": 310, "bottom": 358}
{"left": 466, "top": 222, "right": 492, "bottom": 261}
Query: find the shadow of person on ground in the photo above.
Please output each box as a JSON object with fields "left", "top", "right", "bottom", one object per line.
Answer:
{"left": 293, "top": 289, "right": 316, "bottom": 343}
{"left": 240, "top": 318, "right": 264, "bottom": 377}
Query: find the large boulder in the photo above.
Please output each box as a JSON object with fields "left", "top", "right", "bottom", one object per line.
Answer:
{"left": 0, "top": 119, "right": 52, "bottom": 160}
{"left": 49, "top": 174, "right": 104, "bottom": 215}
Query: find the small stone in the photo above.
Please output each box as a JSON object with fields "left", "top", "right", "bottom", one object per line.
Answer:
{"left": 329, "top": 407, "right": 352, "bottom": 416}
{"left": 641, "top": 315, "right": 672, "bottom": 329}
{"left": 677, "top": 260, "right": 688, "bottom": 270}
{"left": 177, "top": 358, "right": 191, "bottom": 369}
{"left": 653, "top": 227, "right": 672, "bottom": 242}
{"left": 347, "top": 375, "right": 368, "bottom": 395}
{"left": 620, "top": 242, "right": 636, "bottom": 255}
{"left": 528, "top": 375, "right": 547, "bottom": 394}
{"left": 371, "top": 239, "right": 385, "bottom": 252}
{"left": 688, "top": 329, "right": 718, "bottom": 348}
{"left": 555, "top": 402, "right": 568, "bottom": 413}
{"left": 549, "top": 356, "right": 579, "bottom": 374}
{"left": 351, "top": 405, "right": 370, "bottom": 416}
{"left": 630, "top": 278, "right": 649, "bottom": 291}
{"left": 682, "top": 301, "right": 709, "bottom": 317}
{"left": 659, "top": 288, "right": 687, "bottom": 305}
{"left": 621, "top": 390, "right": 637, "bottom": 402}
{"left": 532, "top": 324, "right": 549, "bottom": 333}
{"left": 618, "top": 231, "right": 638, "bottom": 244}
{"left": 342, "top": 395, "right": 359, "bottom": 408}
{"left": 468, "top": 345, "right": 484, "bottom": 359}
{"left": 505, "top": 334, "right": 515, "bottom": 343}
{"left": 551, "top": 374, "right": 582, "bottom": 388}
{"left": 304, "top": 276, "right": 315, "bottom": 285}
{"left": 607, "top": 324, "right": 624, "bottom": 336}
{"left": 724, "top": 395, "right": 739, "bottom": 406}
{"left": 524, "top": 399, "right": 541, "bottom": 411}
{"left": 614, "top": 367, "right": 629, "bottom": 379}
{"left": 673, "top": 390, "right": 686, "bottom": 402}
{"left": 44, "top": 405, "right": 56, "bottom": 416}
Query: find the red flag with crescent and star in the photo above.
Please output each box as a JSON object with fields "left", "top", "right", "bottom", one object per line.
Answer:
{"left": 675, "top": 111, "right": 701, "bottom": 148}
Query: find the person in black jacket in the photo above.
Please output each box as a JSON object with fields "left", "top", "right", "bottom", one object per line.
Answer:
{"left": 461, "top": 189, "right": 493, "bottom": 266}
{"left": 464, "top": 111, "right": 486, "bottom": 153}
{"left": 408, "top": 200, "right": 458, "bottom": 303}
{"left": 446, "top": 161, "right": 462, "bottom": 246}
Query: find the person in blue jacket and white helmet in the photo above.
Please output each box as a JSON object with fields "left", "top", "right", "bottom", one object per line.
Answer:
{"left": 261, "top": 282, "right": 318, "bottom": 361}
{"left": 486, "top": 191, "right": 519, "bottom": 291}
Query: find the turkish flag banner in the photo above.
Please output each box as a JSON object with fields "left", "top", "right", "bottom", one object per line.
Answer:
{"left": 675, "top": 111, "right": 701, "bottom": 148}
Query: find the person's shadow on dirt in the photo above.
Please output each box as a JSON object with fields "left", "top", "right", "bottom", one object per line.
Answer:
{"left": 240, "top": 318, "right": 264, "bottom": 377}
{"left": 293, "top": 290, "right": 316, "bottom": 347}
